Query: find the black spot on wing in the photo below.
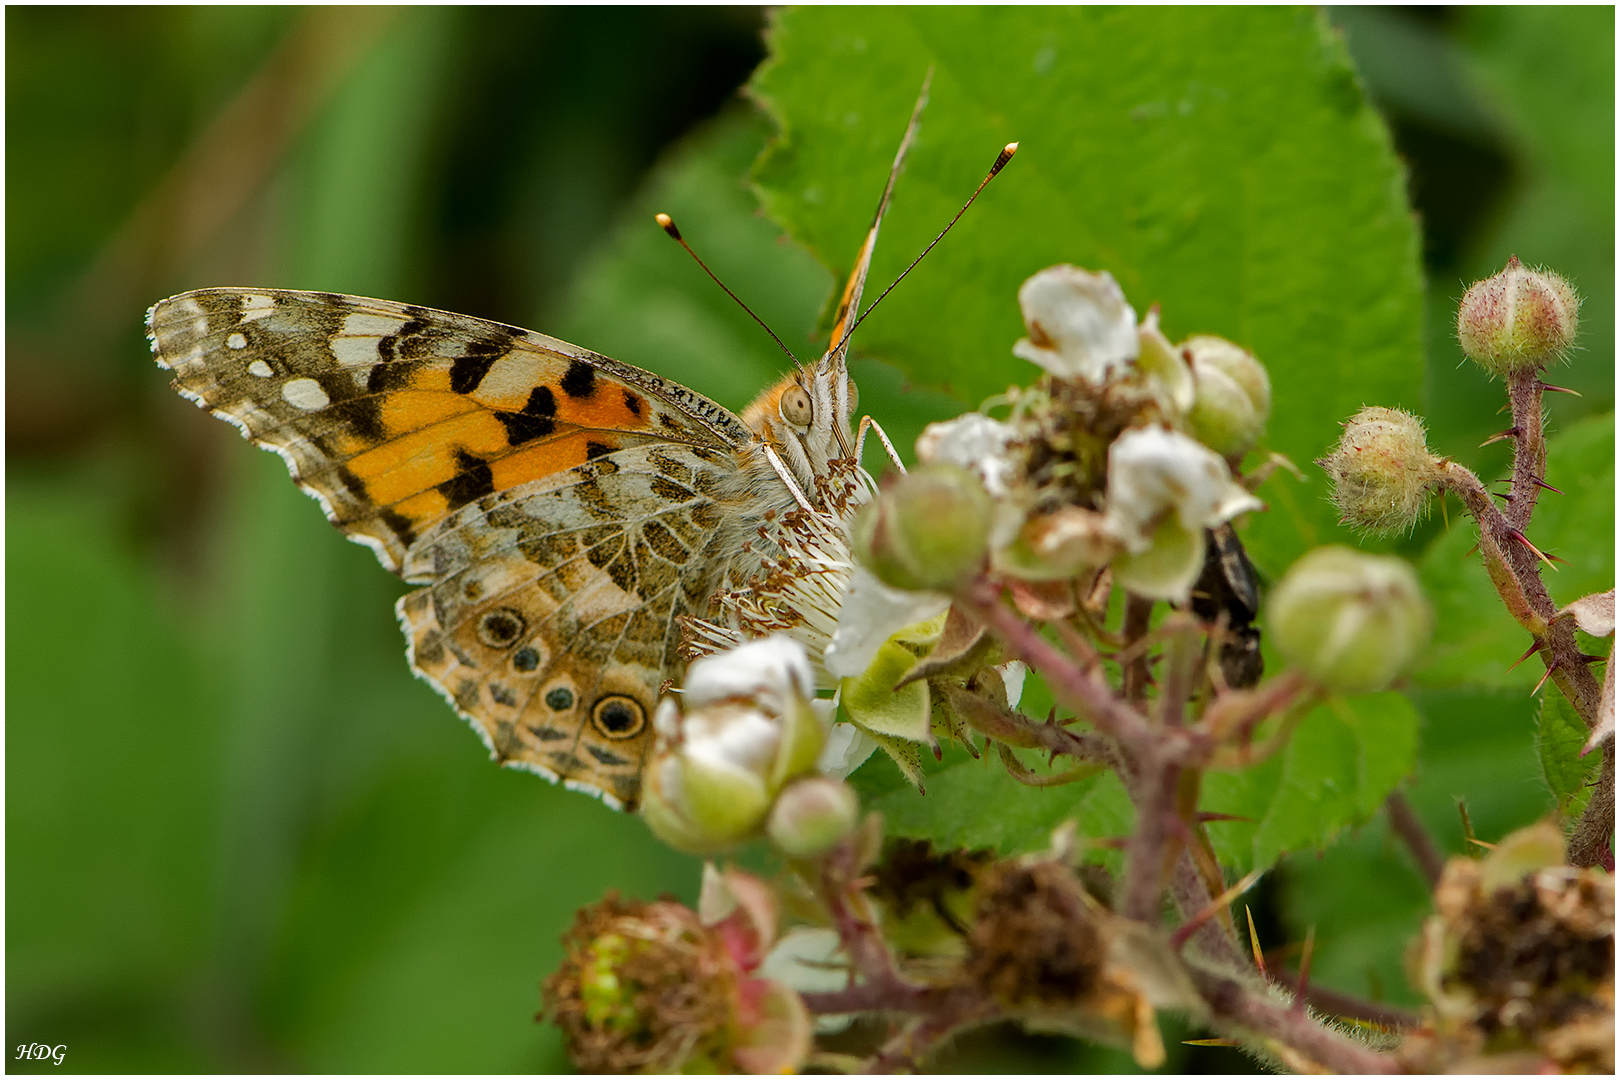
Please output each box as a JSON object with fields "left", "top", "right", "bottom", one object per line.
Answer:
{"left": 561, "top": 360, "right": 596, "bottom": 399}
{"left": 450, "top": 354, "right": 498, "bottom": 394}
{"left": 587, "top": 745, "right": 631, "bottom": 767}
{"left": 380, "top": 507, "right": 417, "bottom": 548}
{"left": 494, "top": 386, "right": 558, "bottom": 445}
{"left": 623, "top": 391, "right": 643, "bottom": 417}
{"left": 366, "top": 360, "right": 414, "bottom": 393}
{"left": 439, "top": 449, "right": 495, "bottom": 510}
{"left": 585, "top": 441, "right": 616, "bottom": 460}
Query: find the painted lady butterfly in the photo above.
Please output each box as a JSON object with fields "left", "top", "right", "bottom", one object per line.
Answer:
{"left": 147, "top": 103, "right": 928, "bottom": 811}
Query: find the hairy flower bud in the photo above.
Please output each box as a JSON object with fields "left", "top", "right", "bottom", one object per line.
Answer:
{"left": 1318, "top": 406, "right": 1444, "bottom": 536}
{"left": 641, "top": 637, "right": 827, "bottom": 853}
{"left": 851, "top": 464, "right": 992, "bottom": 592}
{"left": 1268, "top": 546, "right": 1431, "bottom": 694}
{"left": 1457, "top": 256, "right": 1580, "bottom": 376}
{"left": 766, "top": 775, "right": 860, "bottom": 858}
{"left": 1183, "top": 335, "right": 1271, "bottom": 459}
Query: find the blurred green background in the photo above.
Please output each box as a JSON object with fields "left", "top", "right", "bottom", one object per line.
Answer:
{"left": 6, "top": 6, "right": 1611, "bottom": 1073}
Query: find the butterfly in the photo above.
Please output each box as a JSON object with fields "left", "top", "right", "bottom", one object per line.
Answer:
{"left": 147, "top": 100, "right": 932, "bottom": 812}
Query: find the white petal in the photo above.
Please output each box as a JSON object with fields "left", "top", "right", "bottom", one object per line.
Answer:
{"left": 915, "top": 413, "right": 1019, "bottom": 497}
{"left": 684, "top": 633, "right": 814, "bottom": 711}
{"left": 1136, "top": 308, "right": 1195, "bottom": 415}
{"left": 816, "top": 721, "right": 878, "bottom": 779}
{"left": 823, "top": 567, "right": 950, "bottom": 679}
{"left": 1105, "top": 426, "right": 1261, "bottom": 551}
{"left": 1014, "top": 265, "right": 1139, "bottom": 382}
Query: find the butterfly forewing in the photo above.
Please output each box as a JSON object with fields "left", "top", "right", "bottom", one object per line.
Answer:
{"left": 147, "top": 288, "right": 751, "bottom": 578}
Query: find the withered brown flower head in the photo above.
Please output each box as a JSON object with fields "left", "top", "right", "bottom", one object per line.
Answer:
{"left": 1017, "top": 375, "right": 1169, "bottom": 516}
{"left": 1452, "top": 866, "right": 1614, "bottom": 1040}
{"left": 541, "top": 893, "right": 735, "bottom": 1074}
{"left": 965, "top": 858, "right": 1107, "bottom": 1005}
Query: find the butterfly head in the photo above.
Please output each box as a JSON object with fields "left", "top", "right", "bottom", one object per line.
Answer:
{"left": 743, "top": 348, "right": 859, "bottom": 484}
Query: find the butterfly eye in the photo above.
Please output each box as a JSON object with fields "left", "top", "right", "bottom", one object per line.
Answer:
{"left": 780, "top": 385, "right": 813, "bottom": 427}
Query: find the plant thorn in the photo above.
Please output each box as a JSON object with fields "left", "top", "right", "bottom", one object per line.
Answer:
{"left": 1530, "top": 475, "right": 1564, "bottom": 495}
{"left": 1506, "top": 640, "right": 1544, "bottom": 673}
{"left": 1539, "top": 382, "right": 1582, "bottom": 396}
{"left": 1479, "top": 428, "right": 1519, "bottom": 447}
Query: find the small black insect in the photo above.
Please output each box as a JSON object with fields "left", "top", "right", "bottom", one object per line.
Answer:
{"left": 1189, "top": 523, "right": 1264, "bottom": 689}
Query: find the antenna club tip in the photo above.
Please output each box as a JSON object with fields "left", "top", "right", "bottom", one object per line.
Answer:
{"left": 655, "top": 212, "right": 681, "bottom": 239}
{"left": 1004, "top": 142, "right": 1019, "bottom": 155}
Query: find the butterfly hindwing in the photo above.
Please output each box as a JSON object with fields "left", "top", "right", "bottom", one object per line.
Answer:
{"left": 395, "top": 443, "right": 742, "bottom": 808}
{"left": 147, "top": 288, "right": 752, "bottom": 578}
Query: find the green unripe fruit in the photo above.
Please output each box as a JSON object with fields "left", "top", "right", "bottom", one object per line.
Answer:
{"left": 1318, "top": 406, "right": 1443, "bottom": 536}
{"left": 1457, "top": 256, "right": 1580, "bottom": 377}
{"left": 766, "top": 776, "right": 860, "bottom": 858}
{"left": 1268, "top": 546, "right": 1431, "bottom": 694}
{"left": 852, "top": 464, "right": 992, "bottom": 592}
{"left": 1183, "top": 335, "right": 1271, "bottom": 460}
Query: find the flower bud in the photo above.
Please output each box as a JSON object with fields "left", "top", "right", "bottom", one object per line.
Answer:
{"left": 851, "top": 464, "right": 992, "bottom": 592}
{"left": 641, "top": 637, "right": 827, "bottom": 854}
{"left": 1183, "top": 335, "right": 1271, "bottom": 459}
{"left": 1318, "top": 406, "right": 1444, "bottom": 536}
{"left": 1457, "top": 256, "right": 1580, "bottom": 376}
{"left": 995, "top": 506, "right": 1120, "bottom": 581}
{"left": 766, "top": 776, "right": 860, "bottom": 858}
{"left": 1267, "top": 546, "right": 1431, "bottom": 694}
{"left": 1135, "top": 308, "right": 1194, "bottom": 416}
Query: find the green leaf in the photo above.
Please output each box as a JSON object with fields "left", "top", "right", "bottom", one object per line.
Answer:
{"left": 1537, "top": 689, "right": 1600, "bottom": 823}
{"left": 865, "top": 751, "right": 1134, "bottom": 866}
{"left": 750, "top": 6, "right": 1425, "bottom": 577}
{"left": 1417, "top": 412, "right": 1614, "bottom": 689}
{"left": 1202, "top": 692, "right": 1420, "bottom": 873}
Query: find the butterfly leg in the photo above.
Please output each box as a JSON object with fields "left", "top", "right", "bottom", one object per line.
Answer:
{"left": 761, "top": 442, "right": 818, "bottom": 514}
{"left": 856, "top": 415, "right": 908, "bottom": 476}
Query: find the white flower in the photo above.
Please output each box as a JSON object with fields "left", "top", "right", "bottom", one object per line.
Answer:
{"left": 822, "top": 565, "right": 950, "bottom": 680}
{"left": 684, "top": 634, "right": 815, "bottom": 716}
{"left": 1012, "top": 265, "right": 1139, "bottom": 382}
{"left": 816, "top": 717, "right": 877, "bottom": 779}
{"left": 1104, "top": 426, "right": 1262, "bottom": 553}
{"left": 915, "top": 413, "right": 1019, "bottom": 498}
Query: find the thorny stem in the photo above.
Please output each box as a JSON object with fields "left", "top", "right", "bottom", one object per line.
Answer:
{"left": 1188, "top": 967, "right": 1402, "bottom": 1074}
{"left": 1273, "top": 970, "right": 1422, "bottom": 1030}
{"left": 1440, "top": 461, "right": 1613, "bottom": 867}
{"left": 1121, "top": 753, "right": 1182, "bottom": 921}
{"left": 1504, "top": 371, "right": 1547, "bottom": 532}
{"left": 958, "top": 577, "right": 1164, "bottom": 759}
{"left": 1384, "top": 789, "right": 1444, "bottom": 889}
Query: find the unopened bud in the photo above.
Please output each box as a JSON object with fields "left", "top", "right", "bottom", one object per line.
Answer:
{"left": 852, "top": 463, "right": 992, "bottom": 592}
{"left": 1268, "top": 546, "right": 1431, "bottom": 694}
{"left": 996, "top": 506, "right": 1120, "bottom": 581}
{"left": 1457, "top": 256, "right": 1580, "bottom": 376}
{"left": 1183, "top": 335, "right": 1271, "bottom": 460}
{"left": 766, "top": 776, "right": 860, "bottom": 858}
{"left": 641, "top": 637, "right": 826, "bottom": 853}
{"left": 1318, "top": 406, "right": 1444, "bottom": 536}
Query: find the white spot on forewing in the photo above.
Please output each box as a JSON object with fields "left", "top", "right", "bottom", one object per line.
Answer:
{"left": 248, "top": 360, "right": 273, "bottom": 378}
{"left": 282, "top": 377, "right": 329, "bottom": 410}
{"left": 226, "top": 332, "right": 248, "bottom": 350}
{"left": 331, "top": 311, "right": 406, "bottom": 367}
{"left": 472, "top": 353, "right": 545, "bottom": 407}
{"left": 238, "top": 294, "right": 276, "bottom": 321}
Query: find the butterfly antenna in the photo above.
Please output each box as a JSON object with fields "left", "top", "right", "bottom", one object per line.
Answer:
{"left": 831, "top": 141, "right": 1018, "bottom": 358}
{"left": 656, "top": 212, "right": 806, "bottom": 375}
